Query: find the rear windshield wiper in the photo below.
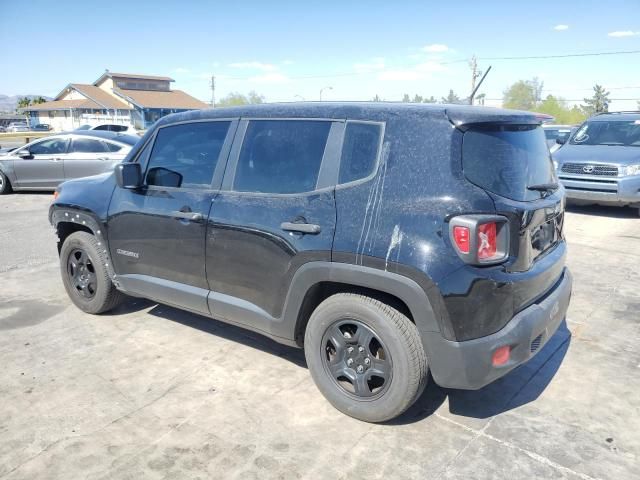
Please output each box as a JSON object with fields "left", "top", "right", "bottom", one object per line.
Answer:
{"left": 527, "top": 183, "right": 559, "bottom": 193}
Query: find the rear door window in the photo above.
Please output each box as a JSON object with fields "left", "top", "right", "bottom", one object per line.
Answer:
{"left": 70, "top": 138, "right": 109, "bottom": 153}
{"left": 233, "top": 120, "right": 331, "bottom": 194}
{"left": 462, "top": 125, "right": 555, "bottom": 202}
{"left": 338, "top": 122, "right": 382, "bottom": 184}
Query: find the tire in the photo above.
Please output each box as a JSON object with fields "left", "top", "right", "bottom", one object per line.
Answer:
{"left": 304, "top": 293, "right": 428, "bottom": 423}
{"left": 0, "top": 170, "right": 13, "bottom": 194}
{"left": 60, "top": 231, "right": 124, "bottom": 314}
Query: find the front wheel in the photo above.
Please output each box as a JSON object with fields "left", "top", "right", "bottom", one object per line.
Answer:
{"left": 60, "top": 231, "right": 124, "bottom": 314}
{"left": 304, "top": 293, "right": 428, "bottom": 423}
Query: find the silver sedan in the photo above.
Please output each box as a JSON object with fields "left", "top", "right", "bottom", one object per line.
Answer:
{"left": 0, "top": 131, "right": 139, "bottom": 194}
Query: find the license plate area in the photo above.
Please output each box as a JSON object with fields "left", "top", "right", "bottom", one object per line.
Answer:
{"left": 531, "top": 212, "right": 563, "bottom": 259}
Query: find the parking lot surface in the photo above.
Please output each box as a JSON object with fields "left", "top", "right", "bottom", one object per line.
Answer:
{"left": 0, "top": 193, "right": 638, "bottom": 480}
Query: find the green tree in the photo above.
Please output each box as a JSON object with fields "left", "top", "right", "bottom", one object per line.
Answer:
{"left": 401, "top": 94, "right": 411, "bottom": 102}
{"left": 423, "top": 96, "right": 437, "bottom": 103}
{"left": 581, "top": 84, "right": 610, "bottom": 116}
{"left": 372, "top": 94, "right": 382, "bottom": 102}
{"left": 534, "top": 95, "right": 586, "bottom": 124}
{"left": 217, "top": 90, "right": 265, "bottom": 107}
{"left": 31, "top": 96, "right": 47, "bottom": 104}
{"left": 412, "top": 94, "right": 423, "bottom": 103}
{"left": 503, "top": 80, "right": 536, "bottom": 110}
{"left": 441, "top": 90, "right": 461, "bottom": 104}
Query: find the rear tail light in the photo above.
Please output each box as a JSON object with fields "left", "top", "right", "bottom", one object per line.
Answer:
{"left": 449, "top": 215, "right": 509, "bottom": 265}
{"left": 452, "top": 226, "right": 470, "bottom": 253}
{"left": 477, "top": 222, "right": 497, "bottom": 260}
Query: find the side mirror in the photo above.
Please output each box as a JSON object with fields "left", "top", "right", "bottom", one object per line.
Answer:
{"left": 556, "top": 133, "right": 569, "bottom": 145}
{"left": 115, "top": 162, "right": 143, "bottom": 189}
{"left": 17, "top": 149, "right": 31, "bottom": 158}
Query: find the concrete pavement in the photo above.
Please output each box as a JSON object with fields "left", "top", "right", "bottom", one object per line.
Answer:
{"left": 0, "top": 193, "right": 638, "bottom": 479}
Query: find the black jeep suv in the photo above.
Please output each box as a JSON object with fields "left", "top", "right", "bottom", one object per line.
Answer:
{"left": 51, "top": 103, "right": 572, "bottom": 422}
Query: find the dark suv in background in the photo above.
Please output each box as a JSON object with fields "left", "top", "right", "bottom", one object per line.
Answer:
{"left": 50, "top": 103, "right": 572, "bottom": 422}
{"left": 553, "top": 111, "right": 640, "bottom": 216}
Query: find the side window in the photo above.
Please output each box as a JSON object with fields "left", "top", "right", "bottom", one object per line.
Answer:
{"left": 70, "top": 138, "right": 109, "bottom": 153}
{"left": 145, "top": 121, "right": 231, "bottom": 189}
{"left": 339, "top": 122, "right": 382, "bottom": 184}
{"left": 27, "top": 138, "right": 68, "bottom": 155}
{"left": 104, "top": 142, "right": 123, "bottom": 152}
{"left": 234, "top": 120, "right": 331, "bottom": 194}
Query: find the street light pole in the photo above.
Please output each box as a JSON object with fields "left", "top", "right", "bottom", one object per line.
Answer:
{"left": 319, "top": 86, "right": 333, "bottom": 101}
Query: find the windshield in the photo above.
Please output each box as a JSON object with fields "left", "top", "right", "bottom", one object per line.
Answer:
{"left": 462, "top": 125, "right": 556, "bottom": 202}
{"left": 570, "top": 120, "right": 640, "bottom": 146}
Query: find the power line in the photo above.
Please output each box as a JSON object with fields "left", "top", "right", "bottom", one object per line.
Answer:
{"left": 217, "top": 49, "right": 640, "bottom": 82}
{"left": 479, "top": 50, "right": 640, "bottom": 61}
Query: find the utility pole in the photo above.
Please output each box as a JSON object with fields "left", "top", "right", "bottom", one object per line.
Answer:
{"left": 210, "top": 75, "right": 216, "bottom": 108}
{"left": 469, "top": 56, "right": 480, "bottom": 105}
{"left": 469, "top": 56, "right": 492, "bottom": 106}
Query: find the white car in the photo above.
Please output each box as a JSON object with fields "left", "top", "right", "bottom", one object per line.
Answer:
{"left": 76, "top": 124, "right": 139, "bottom": 135}
{"left": 6, "top": 122, "right": 30, "bottom": 133}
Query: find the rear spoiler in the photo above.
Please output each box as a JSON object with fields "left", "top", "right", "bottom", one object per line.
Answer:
{"left": 445, "top": 107, "right": 544, "bottom": 131}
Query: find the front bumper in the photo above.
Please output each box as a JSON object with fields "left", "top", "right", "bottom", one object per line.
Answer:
{"left": 425, "top": 268, "right": 572, "bottom": 390}
{"left": 560, "top": 174, "right": 640, "bottom": 206}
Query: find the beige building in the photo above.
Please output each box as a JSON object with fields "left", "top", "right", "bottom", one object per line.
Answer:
{"left": 23, "top": 71, "right": 208, "bottom": 131}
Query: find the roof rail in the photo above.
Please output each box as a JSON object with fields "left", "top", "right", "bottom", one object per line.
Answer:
{"left": 594, "top": 110, "right": 640, "bottom": 116}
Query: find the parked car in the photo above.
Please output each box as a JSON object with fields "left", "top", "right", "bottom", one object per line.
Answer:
{"left": 75, "top": 124, "right": 138, "bottom": 134}
{"left": 543, "top": 124, "right": 574, "bottom": 153}
{"left": 90, "top": 124, "right": 138, "bottom": 134}
{"left": 32, "top": 123, "right": 52, "bottom": 131}
{"left": 553, "top": 111, "right": 640, "bottom": 216}
{"left": 0, "top": 125, "right": 6, "bottom": 133}
{"left": 0, "top": 130, "right": 138, "bottom": 194}
{"left": 6, "top": 121, "right": 29, "bottom": 132}
{"left": 50, "top": 103, "right": 571, "bottom": 422}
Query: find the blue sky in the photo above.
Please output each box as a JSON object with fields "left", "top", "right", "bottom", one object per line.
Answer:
{"left": 1, "top": 0, "right": 639, "bottom": 109}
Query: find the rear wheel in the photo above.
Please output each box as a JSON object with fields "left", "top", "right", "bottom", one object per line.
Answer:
{"left": 304, "top": 293, "right": 428, "bottom": 423}
{"left": 60, "top": 231, "right": 124, "bottom": 313}
{"left": 0, "top": 171, "right": 13, "bottom": 194}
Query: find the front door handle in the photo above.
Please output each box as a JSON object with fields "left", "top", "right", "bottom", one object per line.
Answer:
{"left": 281, "top": 221, "right": 321, "bottom": 234}
{"left": 172, "top": 211, "right": 203, "bottom": 221}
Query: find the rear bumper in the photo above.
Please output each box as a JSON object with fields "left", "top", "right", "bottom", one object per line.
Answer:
{"left": 560, "top": 175, "right": 640, "bottom": 206}
{"left": 425, "top": 268, "right": 572, "bottom": 390}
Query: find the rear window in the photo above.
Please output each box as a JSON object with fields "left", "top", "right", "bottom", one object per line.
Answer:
{"left": 462, "top": 125, "right": 555, "bottom": 202}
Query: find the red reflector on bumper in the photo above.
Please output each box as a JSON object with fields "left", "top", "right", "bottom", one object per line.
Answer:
{"left": 492, "top": 345, "right": 511, "bottom": 366}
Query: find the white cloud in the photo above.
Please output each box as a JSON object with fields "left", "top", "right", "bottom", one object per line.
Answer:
{"left": 248, "top": 72, "right": 289, "bottom": 83}
{"left": 229, "top": 61, "right": 278, "bottom": 71}
{"left": 553, "top": 24, "right": 569, "bottom": 31}
{"left": 422, "top": 44, "right": 449, "bottom": 53}
{"left": 281, "top": 59, "right": 294, "bottom": 65}
{"left": 354, "top": 57, "right": 386, "bottom": 73}
{"left": 173, "top": 67, "right": 190, "bottom": 73}
{"left": 608, "top": 30, "right": 640, "bottom": 37}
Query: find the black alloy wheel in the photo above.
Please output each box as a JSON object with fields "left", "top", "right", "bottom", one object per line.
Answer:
{"left": 321, "top": 320, "right": 392, "bottom": 399}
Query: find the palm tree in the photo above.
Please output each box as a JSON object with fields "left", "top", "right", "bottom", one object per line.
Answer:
{"left": 32, "top": 96, "right": 47, "bottom": 104}
{"left": 17, "top": 97, "right": 32, "bottom": 109}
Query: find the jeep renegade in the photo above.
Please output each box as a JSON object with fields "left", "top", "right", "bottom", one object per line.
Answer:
{"left": 51, "top": 103, "right": 572, "bottom": 422}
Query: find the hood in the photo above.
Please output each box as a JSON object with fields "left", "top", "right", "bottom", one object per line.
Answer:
{"left": 553, "top": 144, "right": 640, "bottom": 166}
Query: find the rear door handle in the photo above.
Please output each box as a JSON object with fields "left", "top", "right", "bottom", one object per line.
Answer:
{"left": 280, "top": 222, "right": 321, "bottom": 234}
{"left": 172, "top": 211, "right": 203, "bottom": 221}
